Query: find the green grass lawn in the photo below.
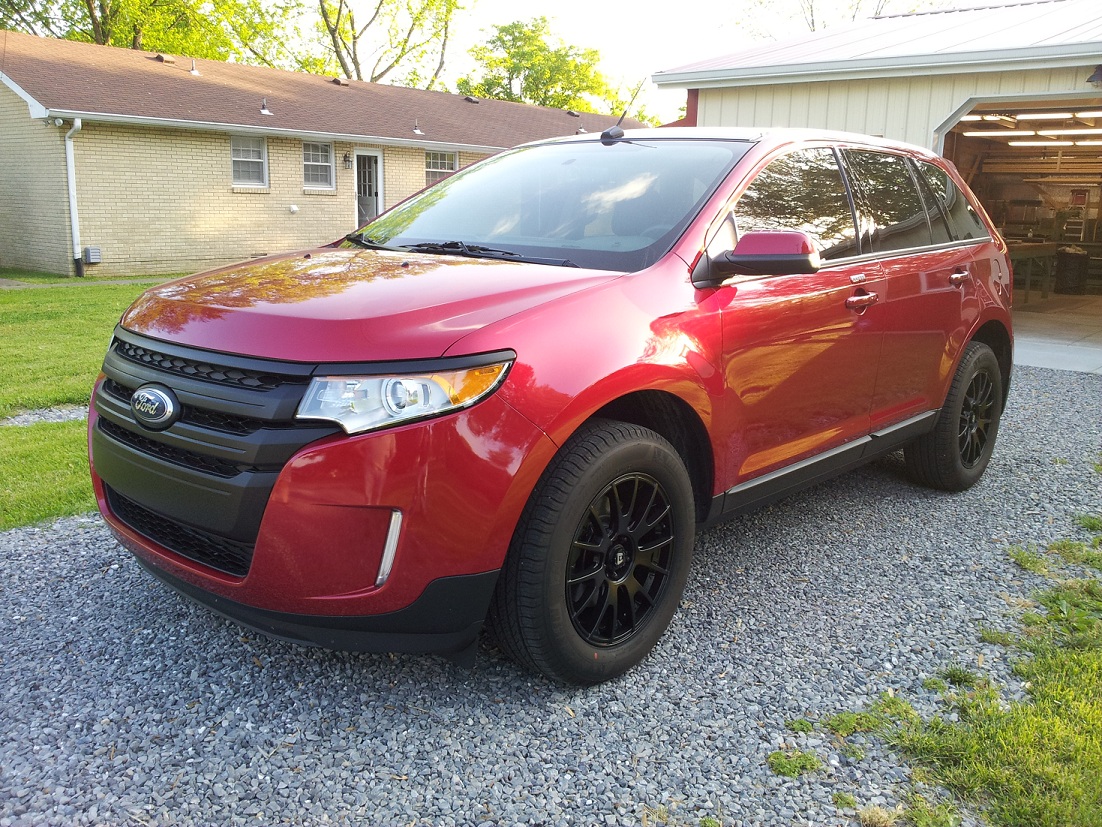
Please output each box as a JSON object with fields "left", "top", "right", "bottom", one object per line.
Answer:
{"left": 0, "top": 278, "right": 159, "bottom": 528}
{"left": 867, "top": 519, "right": 1102, "bottom": 827}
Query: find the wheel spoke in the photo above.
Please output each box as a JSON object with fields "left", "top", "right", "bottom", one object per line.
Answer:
{"left": 565, "top": 471, "right": 679, "bottom": 647}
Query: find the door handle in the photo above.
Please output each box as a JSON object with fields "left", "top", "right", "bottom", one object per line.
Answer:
{"left": 949, "top": 269, "right": 970, "bottom": 287}
{"left": 845, "top": 291, "right": 878, "bottom": 311}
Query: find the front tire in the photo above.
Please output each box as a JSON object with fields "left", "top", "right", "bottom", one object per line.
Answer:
{"left": 905, "top": 341, "right": 1003, "bottom": 491}
{"left": 490, "top": 420, "right": 696, "bottom": 685}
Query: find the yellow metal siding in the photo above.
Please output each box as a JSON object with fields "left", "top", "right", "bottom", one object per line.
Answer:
{"left": 697, "top": 66, "right": 1096, "bottom": 148}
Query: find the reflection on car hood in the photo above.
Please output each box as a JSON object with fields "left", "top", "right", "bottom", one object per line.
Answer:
{"left": 121, "top": 248, "right": 621, "bottom": 362}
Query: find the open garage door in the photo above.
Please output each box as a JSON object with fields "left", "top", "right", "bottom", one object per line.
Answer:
{"left": 941, "top": 94, "right": 1102, "bottom": 372}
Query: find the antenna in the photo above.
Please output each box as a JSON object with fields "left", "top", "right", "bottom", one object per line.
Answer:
{"left": 601, "top": 78, "right": 647, "bottom": 145}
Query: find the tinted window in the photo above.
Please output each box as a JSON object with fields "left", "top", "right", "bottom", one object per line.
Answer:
{"left": 351, "top": 138, "right": 750, "bottom": 272}
{"left": 734, "top": 148, "right": 858, "bottom": 260}
{"left": 915, "top": 161, "right": 989, "bottom": 242}
{"left": 910, "top": 160, "right": 953, "bottom": 245}
{"left": 843, "top": 150, "right": 931, "bottom": 253}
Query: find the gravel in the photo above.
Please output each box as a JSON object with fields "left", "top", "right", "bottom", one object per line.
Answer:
{"left": 1, "top": 364, "right": 1100, "bottom": 827}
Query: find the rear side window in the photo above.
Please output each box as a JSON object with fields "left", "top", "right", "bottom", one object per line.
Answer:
{"left": 843, "top": 150, "right": 932, "bottom": 253}
{"left": 914, "top": 161, "right": 989, "bottom": 242}
{"left": 734, "top": 148, "right": 858, "bottom": 261}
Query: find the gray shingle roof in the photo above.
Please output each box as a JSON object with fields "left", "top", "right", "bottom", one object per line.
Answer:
{"left": 0, "top": 29, "right": 635, "bottom": 149}
{"left": 654, "top": 0, "right": 1102, "bottom": 86}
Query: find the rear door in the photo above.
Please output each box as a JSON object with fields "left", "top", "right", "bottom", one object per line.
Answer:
{"left": 841, "top": 150, "right": 984, "bottom": 429}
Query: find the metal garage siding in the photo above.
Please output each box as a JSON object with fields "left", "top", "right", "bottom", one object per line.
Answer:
{"left": 696, "top": 65, "right": 1099, "bottom": 150}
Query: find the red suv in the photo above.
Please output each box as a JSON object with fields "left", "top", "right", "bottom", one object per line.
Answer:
{"left": 89, "top": 128, "right": 1013, "bottom": 685}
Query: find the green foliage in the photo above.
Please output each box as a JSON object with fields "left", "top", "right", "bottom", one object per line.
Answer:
{"left": 1075, "top": 513, "right": 1102, "bottom": 533}
{"left": 833, "top": 792, "right": 858, "bottom": 809}
{"left": 1, "top": 0, "right": 313, "bottom": 69}
{"left": 698, "top": 818, "right": 722, "bottom": 827}
{"left": 904, "top": 793, "right": 959, "bottom": 827}
{"left": 457, "top": 17, "right": 621, "bottom": 115}
{"left": 938, "top": 665, "right": 979, "bottom": 689}
{"left": 766, "top": 749, "right": 822, "bottom": 777}
{"left": 841, "top": 742, "right": 866, "bottom": 761}
{"left": 1008, "top": 545, "right": 1049, "bottom": 575}
{"left": 785, "top": 717, "right": 813, "bottom": 734}
{"left": 0, "top": 420, "right": 93, "bottom": 529}
{"left": 825, "top": 710, "right": 877, "bottom": 736}
{"left": 922, "top": 677, "right": 949, "bottom": 693}
{"left": 978, "top": 626, "right": 1016, "bottom": 646}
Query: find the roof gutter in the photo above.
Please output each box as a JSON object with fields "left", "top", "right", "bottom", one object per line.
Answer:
{"left": 40, "top": 108, "right": 510, "bottom": 154}
{"left": 64, "top": 118, "right": 84, "bottom": 277}
{"left": 652, "top": 43, "right": 1102, "bottom": 89}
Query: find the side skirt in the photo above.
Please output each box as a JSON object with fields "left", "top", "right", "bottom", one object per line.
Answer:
{"left": 702, "top": 411, "right": 937, "bottom": 526}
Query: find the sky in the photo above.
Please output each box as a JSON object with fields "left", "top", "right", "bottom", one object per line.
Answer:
{"left": 444, "top": 0, "right": 763, "bottom": 122}
{"left": 442, "top": 0, "right": 980, "bottom": 122}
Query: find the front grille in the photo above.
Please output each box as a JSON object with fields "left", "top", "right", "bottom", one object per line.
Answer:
{"left": 94, "top": 329, "right": 342, "bottom": 568}
{"left": 98, "top": 418, "right": 257, "bottom": 477}
{"left": 103, "top": 379, "right": 267, "bottom": 436}
{"left": 107, "top": 485, "right": 254, "bottom": 576}
{"left": 114, "top": 339, "right": 301, "bottom": 391}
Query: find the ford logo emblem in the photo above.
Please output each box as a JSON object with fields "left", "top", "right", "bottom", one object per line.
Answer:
{"left": 130, "top": 385, "right": 180, "bottom": 430}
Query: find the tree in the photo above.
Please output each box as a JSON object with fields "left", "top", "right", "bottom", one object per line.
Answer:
{"left": 317, "top": 0, "right": 458, "bottom": 85}
{"left": 456, "top": 17, "right": 616, "bottom": 114}
{"left": 0, "top": 0, "right": 313, "bottom": 67}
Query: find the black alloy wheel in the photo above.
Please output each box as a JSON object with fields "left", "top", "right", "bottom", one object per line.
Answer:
{"left": 566, "top": 473, "right": 676, "bottom": 647}
{"left": 958, "top": 368, "right": 996, "bottom": 468}
{"left": 490, "top": 419, "right": 696, "bottom": 685}
{"left": 905, "top": 340, "right": 1004, "bottom": 492}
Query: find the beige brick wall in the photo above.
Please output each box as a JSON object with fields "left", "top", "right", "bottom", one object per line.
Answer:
{"left": 72, "top": 125, "right": 494, "bottom": 277}
{"left": 0, "top": 85, "right": 74, "bottom": 275}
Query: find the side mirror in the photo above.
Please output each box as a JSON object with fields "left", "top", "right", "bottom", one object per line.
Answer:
{"left": 693, "top": 230, "right": 821, "bottom": 288}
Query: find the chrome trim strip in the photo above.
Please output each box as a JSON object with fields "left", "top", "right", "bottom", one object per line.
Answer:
{"left": 376, "top": 510, "right": 403, "bottom": 587}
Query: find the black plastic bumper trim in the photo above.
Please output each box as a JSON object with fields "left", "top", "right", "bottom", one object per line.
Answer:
{"left": 134, "top": 557, "right": 499, "bottom": 655}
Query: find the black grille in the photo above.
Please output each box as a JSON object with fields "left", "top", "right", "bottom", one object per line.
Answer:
{"left": 103, "top": 379, "right": 267, "bottom": 436}
{"left": 107, "top": 485, "right": 254, "bottom": 576}
{"left": 99, "top": 418, "right": 258, "bottom": 478}
{"left": 114, "top": 340, "right": 300, "bottom": 391}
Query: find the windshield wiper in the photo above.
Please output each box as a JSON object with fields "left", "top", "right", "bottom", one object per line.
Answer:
{"left": 401, "top": 241, "right": 578, "bottom": 267}
{"left": 344, "top": 232, "right": 403, "bottom": 251}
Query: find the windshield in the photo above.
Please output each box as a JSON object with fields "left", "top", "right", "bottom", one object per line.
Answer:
{"left": 342, "top": 138, "right": 752, "bottom": 272}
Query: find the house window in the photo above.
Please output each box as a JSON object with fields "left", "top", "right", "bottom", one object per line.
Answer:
{"left": 425, "top": 151, "right": 456, "bottom": 186}
{"left": 231, "top": 136, "right": 267, "bottom": 186}
{"left": 303, "top": 142, "right": 334, "bottom": 188}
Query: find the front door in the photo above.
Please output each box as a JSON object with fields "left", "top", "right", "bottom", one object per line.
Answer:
{"left": 356, "top": 153, "right": 380, "bottom": 227}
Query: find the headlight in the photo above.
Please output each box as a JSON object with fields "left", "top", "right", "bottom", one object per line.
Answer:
{"left": 295, "top": 358, "right": 512, "bottom": 434}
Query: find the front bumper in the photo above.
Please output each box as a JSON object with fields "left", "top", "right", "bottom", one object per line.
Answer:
{"left": 135, "top": 555, "right": 499, "bottom": 655}
{"left": 90, "top": 337, "right": 556, "bottom": 652}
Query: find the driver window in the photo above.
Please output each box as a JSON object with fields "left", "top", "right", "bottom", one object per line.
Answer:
{"left": 732, "top": 148, "right": 859, "bottom": 261}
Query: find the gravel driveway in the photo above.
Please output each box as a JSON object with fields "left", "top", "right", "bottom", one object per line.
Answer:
{"left": 2, "top": 365, "right": 1100, "bottom": 827}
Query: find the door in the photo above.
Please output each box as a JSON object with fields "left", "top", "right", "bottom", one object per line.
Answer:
{"left": 842, "top": 150, "right": 983, "bottom": 428}
{"left": 713, "top": 146, "right": 886, "bottom": 485}
{"left": 356, "top": 153, "right": 381, "bottom": 227}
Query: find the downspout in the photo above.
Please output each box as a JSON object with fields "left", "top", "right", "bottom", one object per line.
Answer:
{"left": 64, "top": 118, "right": 84, "bottom": 276}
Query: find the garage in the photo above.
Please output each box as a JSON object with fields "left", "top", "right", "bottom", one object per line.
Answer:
{"left": 653, "top": 0, "right": 1102, "bottom": 301}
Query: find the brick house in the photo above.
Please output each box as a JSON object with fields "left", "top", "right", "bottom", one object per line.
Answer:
{"left": 0, "top": 30, "right": 632, "bottom": 277}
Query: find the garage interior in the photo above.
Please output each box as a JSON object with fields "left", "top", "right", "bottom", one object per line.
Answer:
{"left": 944, "top": 91, "right": 1102, "bottom": 298}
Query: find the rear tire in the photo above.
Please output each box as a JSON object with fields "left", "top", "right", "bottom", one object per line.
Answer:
{"left": 490, "top": 420, "right": 696, "bottom": 685}
{"left": 904, "top": 341, "right": 1003, "bottom": 491}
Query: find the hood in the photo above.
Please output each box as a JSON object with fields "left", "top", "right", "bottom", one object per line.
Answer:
{"left": 121, "top": 248, "right": 621, "bottom": 363}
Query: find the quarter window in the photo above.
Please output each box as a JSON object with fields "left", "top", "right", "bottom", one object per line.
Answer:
{"left": 734, "top": 148, "right": 858, "bottom": 261}
{"left": 843, "top": 150, "right": 931, "bottom": 253}
{"left": 303, "top": 142, "right": 334, "bottom": 188}
{"left": 231, "top": 136, "right": 267, "bottom": 186}
{"left": 914, "top": 161, "right": 989, "bottom": 241}
{"left": 425, "top": 151, "right": 456, "bottom": 186}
